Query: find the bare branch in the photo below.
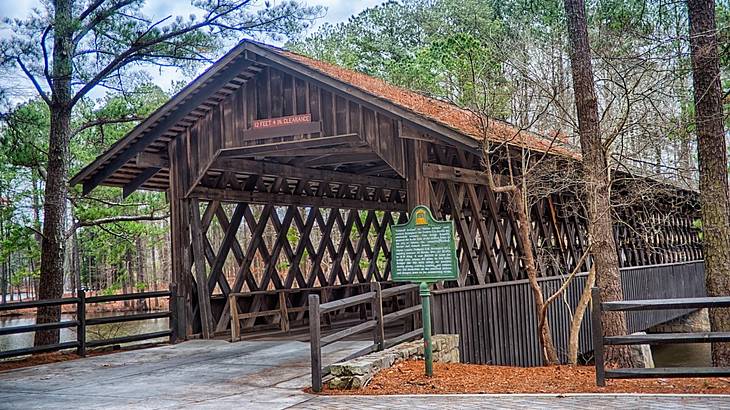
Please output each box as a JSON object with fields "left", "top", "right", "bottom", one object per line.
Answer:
{"left": 16, "top": 57, "right": 51, "bottom": 105}
{"left": 71, "top": 115, "right": 143, "bottom": 138}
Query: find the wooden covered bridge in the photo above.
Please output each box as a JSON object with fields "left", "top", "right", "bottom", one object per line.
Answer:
{"left": 71, "top": 40, "right": 704, "bottom": 365}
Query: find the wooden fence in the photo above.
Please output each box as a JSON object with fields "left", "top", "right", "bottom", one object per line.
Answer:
{"left": 592, "top": 288, "right": 730, "bottom": 385}
{"left": 0, "top": 289, "right": 173, "bottom": 360}
{"left": 431, "top": 260, "right": 705, "bottom": 366}
{"left": 308, "top": 283, "right": 421, "bottom": 392}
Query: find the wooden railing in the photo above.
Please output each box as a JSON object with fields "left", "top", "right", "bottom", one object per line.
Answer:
{"left": 0, "top": 288, "right": 173, "bottom": 360}
{"left": 227, "top": 282, "right": 378, "bottom": 339}
{"left": 591, "top": 287, "right": 730, "bottom": 386}
{"left": 308, "top": 282, "right": 421, "bottom": 392}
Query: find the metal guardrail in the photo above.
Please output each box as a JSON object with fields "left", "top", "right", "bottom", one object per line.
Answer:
{"left": 0, "top": 288, "right": 173, "bottom": 360}
{"left": 308, "top": 282, "right": 421, "bottom": 392}
{"left": 591, "top": 287, "right": 730, "bottom": 386}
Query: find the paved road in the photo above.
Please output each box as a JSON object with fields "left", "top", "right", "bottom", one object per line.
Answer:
{"left": 1, "top": 340, "right": 729, "bottom": 409}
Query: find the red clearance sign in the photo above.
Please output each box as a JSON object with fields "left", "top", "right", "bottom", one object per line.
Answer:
{"left": 253, "top": 114, "right": 311, "bottom": 129}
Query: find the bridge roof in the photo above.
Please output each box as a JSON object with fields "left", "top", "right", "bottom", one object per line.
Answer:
{"left": 70, "top": 40, "right": 578, "bottom": 195}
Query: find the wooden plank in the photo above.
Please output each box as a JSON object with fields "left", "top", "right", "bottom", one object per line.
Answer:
{"left": 603, "top": 296, "right": 730, "bottom": 311}
{"left": 405, "top": 139, "right": 429, "bottom": 208}
{"left": 308, "top": 294, "right": 322, "bottom": 392}
{"left": 189, "top": 186, "right": 407, "bottom": 212}
{"left": 245, "top": 42, "right": 480, "bottom": 153}
{"left": 190, "top": 199, "right": 214, "bottom": 339}
{"left": 320, "top": 319, "right": 377, "bottom": 346}
{"left": 210, "top": 156, "right": 405, "bottom": 190}
{"left": 382, "top": 304, "right": 422, "bottom": 323}
{"left": 229, "top": 294, "right": 241, "bottom": 341}
{"left": 606, "top": 367, "right": 730, "bottom": 379}
{"left": 384, "top": 328, "right": 423, "bottom": 349}
{"left": 605, "top": 332, "right": 730, "bottom": 345}
{"left": 240, "top": 121, "right": 322, "bottom": 141}
{"left": 135, "top": 152, "right": 169, "bottom": 168}
{"left": 77, "top": 58, "right": 255, "bottom": 193}
{"left": 205, "top": 204, "right": 245, "bottom": 295}
{"left": 371, "top": 282, "right": 385, "bottom": 350}
{"left": 591, "top": 287, "right": 606, "bottom": 386}
{"left": 279, "top": 292, "right": 290, "bottom": 332}
{"left": 319, "top": 291, "right": 375, "bottom": 315}
{"left": 222, "top": 133, "right": 360, "bottom": 158}
{"left": 122, "top": 167, "right": 161, "bottom": 198}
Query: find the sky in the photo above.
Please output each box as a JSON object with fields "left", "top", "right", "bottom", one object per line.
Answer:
{"left": 0, "top": 0, "right": 386, "bottom": 103}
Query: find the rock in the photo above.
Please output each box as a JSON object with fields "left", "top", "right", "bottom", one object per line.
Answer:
{"left": 650, "top": 309, "right": 710, "bottom": 333}
{"left": 629, "top": 332, "right": 655, "bottom": 368}
{"left": 326, "top": 334, "right": 462, "bottom": 390}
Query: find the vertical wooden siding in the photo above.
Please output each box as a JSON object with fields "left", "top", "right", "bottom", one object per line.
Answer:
{"left": 432, "top": 261, "right": 706, "bottom": 366}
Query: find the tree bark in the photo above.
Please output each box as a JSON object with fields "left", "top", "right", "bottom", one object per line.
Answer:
{"left": 568, "top": 265, "right": 595, "bottom": 364}
{"left": 563, "top": 0, "right": 636, "bottom": 367}
{"left": 687, "top": 0, "right": 730, "bottom": 367}
{"left": 512, "top": 189, "right": 560, "bottom": 364}
{"left": 34, "top": 0, "right": 73, "bottom": 347}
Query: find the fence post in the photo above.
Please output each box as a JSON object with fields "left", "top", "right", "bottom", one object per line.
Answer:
{"left": 77, "top": 290, "right": 86, "bottom": 357}
{"left": 371, "top": 282, "right": 385, "bottom": 351}
{"left": 591, "top": 287, "right": 606, "bottom": 386}
{"left": 169, "top": 283, "right": 177, "bottom": 344}
{"left": 279, "top": 291, "right": 290, "bottom": 333}
{"left": 308, "top": 294, "right": 322, "bottom": 393}
{"left": 229, "top": 294, "right": 240, "bottom": 342}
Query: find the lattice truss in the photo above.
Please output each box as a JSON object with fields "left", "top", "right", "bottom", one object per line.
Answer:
{"left": 188, "top": 200, "right": 406, "bottom": 296}
{"left": 422, "top": 142, "right": 702, "bottom": 286}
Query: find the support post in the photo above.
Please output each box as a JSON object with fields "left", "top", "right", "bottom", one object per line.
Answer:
{"left": 309, "top": 294, "right": 322, "bottom": 392}
{"left": 230, "top": 294, "right": 240, "bottom": 342}
{"left": 420, "top": 281, "right": 433, "bottom": 377}
{"left": 169, "top": 137, "right": 192, "bottom": 340}
{"left": 371, "top": 282, "right": 385, "bottom": 350}
{"left": 190, "top": 199, "right": 214, "bottom": 339}
{"left": 169, "top": 283, "right": 178, "bottom": 344}
{"left": 77, "top": 289, "right": 86, "bottom": 357}
{"left": 591, "top": 287, "right": 606, "bottom": 386}
{"left": 405, "top": 139, "right": 430, "bottom": 210}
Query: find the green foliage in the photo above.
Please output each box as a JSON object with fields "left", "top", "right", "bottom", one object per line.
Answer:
{"left": 290, "top": 0, "right": 513, "bottom": 115}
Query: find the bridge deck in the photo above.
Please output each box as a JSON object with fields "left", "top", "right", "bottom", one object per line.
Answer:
{"left": 0, "top": 339, "right": 368, "bottom": 409}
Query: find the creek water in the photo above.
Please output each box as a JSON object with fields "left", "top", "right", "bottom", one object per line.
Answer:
{"left": 0, "top": 311, "right": 169, "bottom": 354}
{"left": 652, "top": 343, "right": 711, "bottom": 367}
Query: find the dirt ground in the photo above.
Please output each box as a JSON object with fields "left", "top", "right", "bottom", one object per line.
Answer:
{"left": 322, "top": 360, "right": 730, "bottom": 395}
{"left": 0, "top": 343, "right": 165, "bottom": 372}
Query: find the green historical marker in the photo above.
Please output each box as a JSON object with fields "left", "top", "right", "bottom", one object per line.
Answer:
{"left": 391, "top": 205, "right": 457, "bottom": 377}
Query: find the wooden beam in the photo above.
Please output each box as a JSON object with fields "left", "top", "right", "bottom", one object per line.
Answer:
{"left": 219, "top": 134, "right": 361, "bottom": 158}
{"left": 302, "top": 153, "right": 381, "bottom": 167}
{"left": 189, "top": 187, "right": 407, "bottom": 211}
{"left": 122, "top": 167, "right": 161, "bottom": 198}
{"left": 422, "top": 162, "right": 508, "bottom": 186}
{"left": 136, "top": 152, "right": 169, "bottom": 168}
{"left": 210, "top": 156, "right": 405, "bottom": 190}
{"left": 190, "top": 199, "right": 215, "bottom": 339}
{"left": 252, "top": 146, "right": 373, "bottom": 158}
{"left": 405, "top": 139, "right": 429, "bottom": 209}
{"left": 241, "top": 121, "right": 322, "bottom": 141}
{"left": 399, "top": 125, "right": 442, "bottom": 145}
{"left": 79, "top": 57, "right": 254, "bottom": 194}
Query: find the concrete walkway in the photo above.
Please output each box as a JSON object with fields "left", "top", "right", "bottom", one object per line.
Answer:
{"left": 1, "top": 340, "right": 729, "bottom": 409}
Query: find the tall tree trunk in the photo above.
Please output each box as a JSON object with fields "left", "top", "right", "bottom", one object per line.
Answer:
{"left": 513, "top": 189, "right": 560, "bottom": 365}
{"left": 563, "top": 0, "right": 636, "bottom": 368}
{"left": 687, "top": 0, "right": 730, "bottom": 367}
{"left": 35, "top": 0, "right": 73, "bottom": 347}
{"left": 136, "top": 236, "right": 148, "bottom": 311}
{"left": 1, "top": 214, "right": 6, "bottom": 305}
